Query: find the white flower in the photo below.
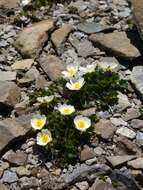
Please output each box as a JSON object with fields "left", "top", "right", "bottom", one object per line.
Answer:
{"left": 37, "top": 95, "right": 54, "bottom": 104}
{"left": 57, "top": 104, "right": 75, "bottom": 115}
{"left": 74, "top": 115, "right": 91, "bottom": 131}
{"left": 62, "top": 64, "right": 78, "bottom": 79}
{"left": 21, "top": 0, "right": 31, "bottom": 6}
{"left": 66, "top": 77, "right": 85, "bottom": 91}
{"left": 31, "top": 114, "right": 46, "bottom": 130}
{"left": 37, "top": 129, "right": 52, "bottom": 146}
{"left": 79, "top": 64, "right": 96, "bottom": 75}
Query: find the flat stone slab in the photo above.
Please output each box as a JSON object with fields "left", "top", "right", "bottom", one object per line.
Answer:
{"left": 89, "top": 31, "right": 141, "bottom": 60}
{"left": 132, "top": 0, "right": 143, "bottom": 40}
{"left": 130, "top": 66, "right": 143, "bottom": 99}
{"left": 0, "top": 114, "right": 31, "bottom": 153}
{"left": 0, "top": 71, "right": 16, "bottom": 81}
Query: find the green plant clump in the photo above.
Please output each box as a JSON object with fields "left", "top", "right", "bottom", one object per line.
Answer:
{"left": 30, "top": 66, "right": 127, "bottom": 164}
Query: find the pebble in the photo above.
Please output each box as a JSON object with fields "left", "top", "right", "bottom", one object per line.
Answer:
{"left": 2, "top": 170, "right": 18, "bottom": 183}
{"left": 127, "top": 158, "right": 143, "bottom": 169}
{"left": 116, "top": 127, "right": 136, "bottom": 139}
{"left": 76, "top": 181, "right": 89, "bottom": 190}
{"left": 136, "top": 132, "right": 143, "bottom": 147}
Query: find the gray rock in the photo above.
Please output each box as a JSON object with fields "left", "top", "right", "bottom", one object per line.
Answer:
{"left": 2, "top": 170, "right": 18, "bottom": 183}
{"left": 16, "top": 166, "right": 30, "bottom": 177}
{"left": 68, "top": 0, "right": 89, "bottom": 13}
{"left": 89, "top": 31, "right": 141, "bottom": 60}
{"left": 88, "top": 178, "right": 115, "bottom": 190}
{"left": 110, "top": 117, "right": 128, "bottom": 127}
{"left": 15, "top": 20, "right": 54, "bottom": 58}
{"left": 94, "top": 147, "right": 105, "bottom": 156}
{"left": 131, "top": 119, "right": 143, "bottom": 129}
{"left": 76, "top": 181, "right": 89, "bottom": 190}
{"left": 12, "top": 59, "right": 34, "bottom": 71}
{"left": 130, "top": 66, "right": 143, "bottom": 98}
{"left": 136, "top": 132, "right": 143, "bottom": 147}
{"left": 0, "top": 71, "right": 16, "bottom": 81}
{"left": 116, "top": 92, "right": 131, "bottom": 112}
{"left": 80, "top": 146, "right": 96, "bottom": 161}
{"left": 20, "top": 176, "right": 39, "bottom": 189}
{"left": 94, "top": 119, "right": 116, "bottom": 140}
{"left": 0, "top": 0, "right": 19, "bottom": 9}
{"left": 0, "top": 81, "right": 21, "bottom": 108}
{"left": 39, "top": 54, "right": 64, "bottom": 81}
{"left": 98, "top": 57, "right": 120, "bottom": 72}
{"left": 106, "top": 155, "right": 136, "bottom": 167}
{"left": 122, "top": 108, "right": 141, "bottom": 121}
{"left": 116, "top": 127, "right": 136, "bottom": 139}
{"left": 127, "top": 158, "right": 143, "bottom": 169}
{"left": 0, "top": 115, "right": 31, "bottom": 153}
{"left": 77, "top": 22, "right": 113, "bottom": 34}
{"left": 3, "top": 150, "right": 27, "bottom": 166}
{"left": 0, "top": 40, "right": 8, "bottom": 47}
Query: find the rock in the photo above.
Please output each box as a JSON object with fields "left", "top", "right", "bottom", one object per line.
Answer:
{"left": 77, "top": 22, "right": 113, "bottom": 34}
{"left": 39, "top": 54, "right": 64, "bottom": 81}
{"left": 130, "top": 66, "right": 143, "bottom": 98}
{"left": 35, "top": 75, "right": 50, "bottom": 90}
{"left": 15, "top": 20, "right": 54, "bottom": 58}
{"left": 116, "top": 92, "right": 131, "bottom": 112}
{"left": 127, "top": 158, "right": 143, "bottom": 169}
{"left": 136, "top": 132, "right": 143, "bottom": 147}
{"left": 0, "top": 0, "right": 19, "bottom": 9}
{"left": 85, "top": 157, "right": 97, "bottom": 165}
{"left": 68, "top": 0, "right": 89, "bottom": 13}
{"left": 131, "top": 119, "right": 143, "bottom": 129}
{"left": 76, "top": 181, "right": 89, "bottom": 190}
{"left": 0, "top": 81, "right": 21, "bottom": 108}
{"left": 16, "top": 166, "right": 30, "bottom": 177}
{"left": 98, "top": 57, "right": 120, "bottom": 72}
{"left": 106, "top": 155, "right": 136, "bottom": 167}
{"left": 110, "top": 117, "right": 128, "bottom": 127}
{"left": 132, "top": 0, "right": 143, "bottom": 40}
{"left": 69, "top": 36, "right": 96, "bottom": 58}
{"left": 0, "top": 71, "right": 16, "bottom": 81}
{"left": 0, "top": 114, "right": 31, "bottom": 153}
{"left": 94, "top": 119, "right": 116, "bottom": 140}
{"left": 94, "top": 147, "right": 105, "bottom": 156}
{"left": 25, "top": 66, "right": 40, "bottom": 81}
{"left": 3, "top": 150, "right": 27, "bottom": 166}
{"left": 2, "top": 170, "right": 18, "bottom": 183}
{"left": 116, "top": 127, "right": 136, "bottom": 139}
{"left": 19, "top": 176, "right": 39, "bottom": 189}
{"left": 89, "top": 31, "right": 141, "bottom": 60}
{"left": 11, "top": 59, "right": 34, "bottom": 71}
{"left": 80, "top": 146, "right": 96, "bottom": 161}
{"left": 0, "top": 167, "right": 4, "bottom": 178}
{"left": 122, "top": 108, "right": 141, "bottom": 121}
{"left": 80, "top": 108, "right": 96, "bottom": 116}
{"left": 0, "top": 183, "right": 8, "bottom": 190}
{"left": 51, "top": 24, "right": 73, "bottom": 48}
{"left": 89, "top": 178, "right": 114, "bottom": 190}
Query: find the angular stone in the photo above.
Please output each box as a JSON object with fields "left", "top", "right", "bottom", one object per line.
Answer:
{"left": 0, "top": 182, "right": 8, "bottom": 190}
{"left": 106, "top": 155, "right": 136, "bottom": 167}
{"left": 136, "top": 132, "right": 143, "bottom": 147}
{"left": 127, "top": 158, "right": 143, "bottom": 169}
{"left": 19, "top": 177, "right": 39, "bottom": 189}
{"left": 2, "top": 170, "right": 18, "bottom": 183}
{"left": 0, "top": 81, "right": 21, "bottom": 108}
{"left": 76, "top": 181, "right": 89, "bottom": 190}
{"left": 122, "top": 108, "right": 141, "bottom": 121}
{"left": 0, "top": 71, "right": 16, "bottom": 81}
{"left": 89, "top": 31, "right": 141, "bottom": 60}
{"left": 3, "top": 150, "right": 27, "bottom": 166}
{"left": 130, "top": 66, "right": 143, "bottom": 98}
{"left": 15, "top": 20, "right": 54, "bottom": 58}
{"left": 132, "top": 0, "right": 143, "bottom": 40}
{"left": 12, "top": 59, "right": 34, "bottom": 71}
{"left": 0, "top": 115, "right": 31, "bottom": 153}
{"left": 77, "top": 22, "right": 113, "bottom": 34}
{"left": 39, "top": 54, "right": 64, "bottom": 81}
{"left": 116, "top": 92, "right": 131, "bottom": 112}
{"left": 16, "top": 166, "right": 30, "bottom": 177}
{"left": 116, "top": 127, "right": 136, "bottom": 139}
{"left": 131, "top": 119, "right": 143, "bottom": 129}
{"left": 89, "top": 178, "right": 115, "bottom": 190}
{"left": 110, "top": 117, "right": 128, "bottom": 127}
{"left": 98, "top": 57, "right": 120, "bottom": 72}
{"left": 94, "top": 119, "right": 116, "bottom": 140}
{"left": 51, "top": 24, "right": 73, "bottom": 48}
{"left": 80, "top": 146, "right": 96, "bottom": 161}
{"left": 0, "top": 0, "right": 19, "bottom": 9}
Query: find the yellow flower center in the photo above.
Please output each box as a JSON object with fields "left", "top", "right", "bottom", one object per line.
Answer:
{"left": 41, "top": 134, "right": 49, "bottom": 144}
{"left": 34, "top": 119, "right": 45, "bottom": 129}
{"left": 77, "top": 120, "right": 85, "bottom": 129}
{"left": 68, "top": 68, "right": 76, "bottom": 77}
{"left": 74, "top": 82, "right": 81, "bottom": 90}
{"left": 63, "top": 107, "right": 71, "bottom": 114}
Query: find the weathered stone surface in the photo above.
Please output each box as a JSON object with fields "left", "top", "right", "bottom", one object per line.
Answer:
{"left": 80, "top": 146, "right": 96, "bottom": 161}
{"left": 122, "top": 108, "right": 141, "bottom": 121}
{"left": 132, "top": 0, "right": 143, "bottom": 40}
{"left": 0, "top": 115, "right": 31, "bottom": 153}
{"left": 136, "top": 132, "right": 143, "bottom": 147}
{"left": 0, "top": 182, "right": 8, "bottom": 190}
{"left": 116, "top": 127, "right": 136, "bottom": 139}
{"left": 12, "top": 59, "right": 34, "bottom": 71}
{"left": 116, "top": 92, "right": 131, "bottom": 112}
{"left": 0, "top": 71, "right": 16, "bottom": 81}
{"left": 76, "top": 181, "right": 89, "bottom": 190}
{"left": 106, "top": 155, "right": 136, "bottom": 167}
{"left": 98, "top": 57, "right": 120, "bottom": 72}
{"left": 130, "top": 66, "right": 143, "bottom": 98}
{"left": 0, "top": 0, "right": 19, "bottom": 9}
{"left": 39, "top": 54, "right": 64, "bottom": 81}
{"left": 128, "top": 158, "right": 143, "bottom": 169}
{"left": 0, "top": 81, "right": 21, "bottom": 108}
{"left": 3, "top": 150, "right": 27, "bottom": 166}
{"left": 15, "top": 20, "right": 54, "bottom": 58}
{"left": 3, "top": 170, "right": 18, "bottom": 183}
{"left": 131, "top": 119, "right": 143, "bottom": 129}
{"left": 89, "top": 178, "right": 115, "bottom": 190}
{"left": 19, "top": 177, "right": 39, "bottom": 189}
{"left": 89, "top": 31, "right": 141, "bottom": 60}
{"left": 51, "top": 24, "right": 73, "bottom": 48}
{"left": 94, "top": 119, "right": 116, "bottom": 140}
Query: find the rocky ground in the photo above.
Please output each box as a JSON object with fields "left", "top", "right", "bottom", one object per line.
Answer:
{"left": 0, "top": 0, "right": 143, "bottom": 189}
